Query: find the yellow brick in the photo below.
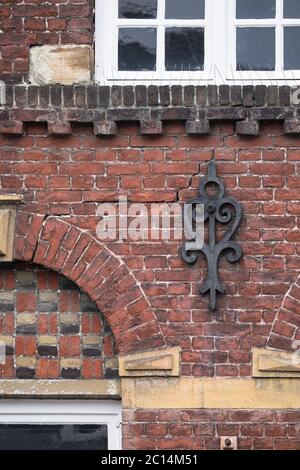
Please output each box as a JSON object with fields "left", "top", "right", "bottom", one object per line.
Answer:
{"left": 60, "top": 358, "right": 81, "bottom": 369}
{"left": 82, "top": 335, "right": 101, "bottom": 346}
{"left": 59, "top": 314, "right": 79, "bottom": 324}
{"left": 105, "top": 357, "right": 119, "bottom": 369}
{"left": 0, "top": 336, "right": 13, "bottom": 346}
{"left": 38, "top": 335, "right": 58, "bottom": 345}
{"left": 0, "top": 292, "right": 14, "bottom": 301}
{"left": 16, "top": 314, "right": 36, "bottom": 325}
{"left": 39, "top": 292, "right": 57, "bottom": 302}
{"left": 16, "top": 357, "right": 36, "bottom": 368}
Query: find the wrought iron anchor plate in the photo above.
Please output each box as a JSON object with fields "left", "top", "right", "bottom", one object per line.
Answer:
{"left": 181, "top": 159, "right": 243, "bottom": 311}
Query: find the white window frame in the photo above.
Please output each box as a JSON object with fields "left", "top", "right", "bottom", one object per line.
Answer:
{"left": 96, "top": 0, "right": 222, "bottom": 85}
{"left": 0, "top": 400, "right": 122, "bottom": 450}
{"left": 95, "top": 0, "right": 300, "bottom": 85}
{"left": 227, "top": 0, "right": 300, "bottom": 83}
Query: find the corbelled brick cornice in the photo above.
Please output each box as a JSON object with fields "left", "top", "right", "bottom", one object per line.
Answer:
{"left": 1, "top": 85, "right": 300, "bottom": 136}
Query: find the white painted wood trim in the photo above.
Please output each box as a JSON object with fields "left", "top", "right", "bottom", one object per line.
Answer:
{"left": 95, "top": 0, "right": 300, "bottom": 85}
{"left": 0, "top": 400, "right": 122, "bottom": 450}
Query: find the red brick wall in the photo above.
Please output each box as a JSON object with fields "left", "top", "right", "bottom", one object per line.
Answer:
{"left": 123, "top": 409, "right": 300, "bottom": 450}
{"left": 1, "top": 111, "right": 300, "bottom": 449}
{"left": 0, "top": 263, "right": 117, "bottom": 379}
{"left": 0, "top": 0, "right": 94, "bottom": 84}
{"left": 0, "top": 0, "right": 300, "bottom": 449}
{"left": 2, "top": 119, "right": 300, "bottom": 372}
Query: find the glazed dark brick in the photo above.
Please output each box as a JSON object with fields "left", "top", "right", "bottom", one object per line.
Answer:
{"left": 37, "top": 301, "right": 58, "bottom": 312}
{"left": 61, "top": 368, "right": 81, "bottom": 379}
{"left": 60, "top": 324, "right": 80, "bottom": 335}
{"left": 37, "top": 345, "right": 58, "bottom": 357}
{"left": 83, "top": 347, "right": 101, "bottom": 357}
{"left": 0, "top": 303, "right": 14, "bottom": 311}
{"left": 80, "top": 293, "right": 99, "bottom": 312}
{"left": 16, "top": 325, "right": 37, "bottom": 335}
{"left": 16, "top": 367, "right": 35, "bottom": 379}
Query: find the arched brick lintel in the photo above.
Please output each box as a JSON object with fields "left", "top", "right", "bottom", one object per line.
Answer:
{"left": 267, "top": 273, "right": 300, "bottom": 351}
{"left": 14, "top": 212, "right": 166, "bottom": 354}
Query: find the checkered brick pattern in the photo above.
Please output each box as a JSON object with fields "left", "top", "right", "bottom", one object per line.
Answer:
{"left": 0, "top": 264, "right": 118, "bottom": 379}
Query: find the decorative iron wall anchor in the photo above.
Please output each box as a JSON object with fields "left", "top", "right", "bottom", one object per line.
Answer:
{"left": 181, "top": 160, "right": 243, "bottom": 311}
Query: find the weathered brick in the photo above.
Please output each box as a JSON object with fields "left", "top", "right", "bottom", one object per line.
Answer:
{"left": 243, "top": 85, "right": 254, "bottom": 106}
{"left": 86, "top": 85, "right": 98, "bottom": 108}
{"left": 99, "top": 86, "right": 110, "bottom": 107}
{"left": 28, "top": 86, "right": 39, "bottom": 107}
{"left": 230, "top": 86, "right": 243, "bottom": 106}
{"left": 236, "top": 120, "right": 259, "bottom": 136}
{"left": 50, "top": 85, "right": 62, "bottom": 107}
{"left": 284, "top": 119, "right": 300, "bottom": 134}
{"left": 159, "top": 86, "right": 170, "bottom": 106}
{"left": 219, "top": 85, "right": 230, "bottom": 106}
{"left": 171, "top": 85, "right": 183, "bottom": 106}
{"left": 147, "top": 85, "right": 159, "bottom": 106}
{"left": 94, "top": 121, "right": 117, "bottom": 136}
{"left": 183, "top": 86, "right": 194, "bottom": 107}
{"left": 48, "top": 121, "right": 72, "bottom": 135}
{"left": 140, "top": 120, "right": 162, "bottom": 135}
{"left": 254, "top": 86, "right": 267, "bottom": 106}
{"left": 111, "top": 86, "right": 122, "bottom": 107}
{"left": 123, "top": 86, "right": 134, "bottom": 107}
{"left": 0, "top": 121, "right": 23, "bottom": 135}
{"left": 186, "top": 120, "right": 210, "bottom": 135}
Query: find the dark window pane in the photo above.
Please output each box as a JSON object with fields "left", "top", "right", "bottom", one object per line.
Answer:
{"left": 118, "top": 0, "right": 157, "bottom": 19}
{"left": 0, "top": 424, "right": 108, "bottom": 450}
{"left": 165, "top": 0, "right": 204, "bottom": 19}
{"left": 236, "top": 0, "right": 276, "bottom": 18}
{"left": 284, "top": 0, "right": 300, "bottom": 18}
{"left": 165, "top": 28, "right": 204, "bottom": 71}
{"left": 237, "top": 27, "right": 275, "bottom": 71}
{"left": 284, "top": 27, "right": 300, "bottom": 69}
{"left": 118, "top": 28, "right": 156, "bottom": 71}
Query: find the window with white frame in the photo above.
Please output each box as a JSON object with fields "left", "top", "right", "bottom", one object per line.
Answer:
{"left": 0, "top": 400, "right": 122, "bottom": 450}
{"left": 95, "top": 0, "right": 300, "bottom": 84}
{"left": 229, "top": 0, "right": 300, "bottom": 82}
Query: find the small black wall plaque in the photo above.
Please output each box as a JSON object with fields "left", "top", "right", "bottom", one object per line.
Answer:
{"left": 182, "top": 159, "right": 243, "bottom": 311}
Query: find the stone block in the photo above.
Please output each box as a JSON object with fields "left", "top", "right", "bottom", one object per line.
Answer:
{"left": 29, "top": 45, "right": 93, "bottom": 85}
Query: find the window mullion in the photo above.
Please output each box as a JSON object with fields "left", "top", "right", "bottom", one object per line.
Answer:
{"left": 157, "top": 25, "right": 164, "bottom": 77}
{"left": 211, "top": 0, "right": 228, "bottom": 84}
{"left": 157, "top": 0, "right": 165, "bottom": 76}
{"left": 158, "top": 0, "right": 165, "bottom": 20}
{"left": 227, "top": 0, "right": 237, "bottom": 81}
{"left": 276, "top": 0, "right": 284, "bottom": 73}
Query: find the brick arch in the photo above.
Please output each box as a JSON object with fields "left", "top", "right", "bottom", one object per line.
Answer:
{"left": 267, "top": 274, "right": 300, "bottom": 351}
{"left": 14, "top": 213, "right": 165, "bottom": 354}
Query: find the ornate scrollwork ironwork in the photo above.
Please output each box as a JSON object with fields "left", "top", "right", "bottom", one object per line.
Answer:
{"left": 181, "top": 159, "right": 243, "bottom": 311}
